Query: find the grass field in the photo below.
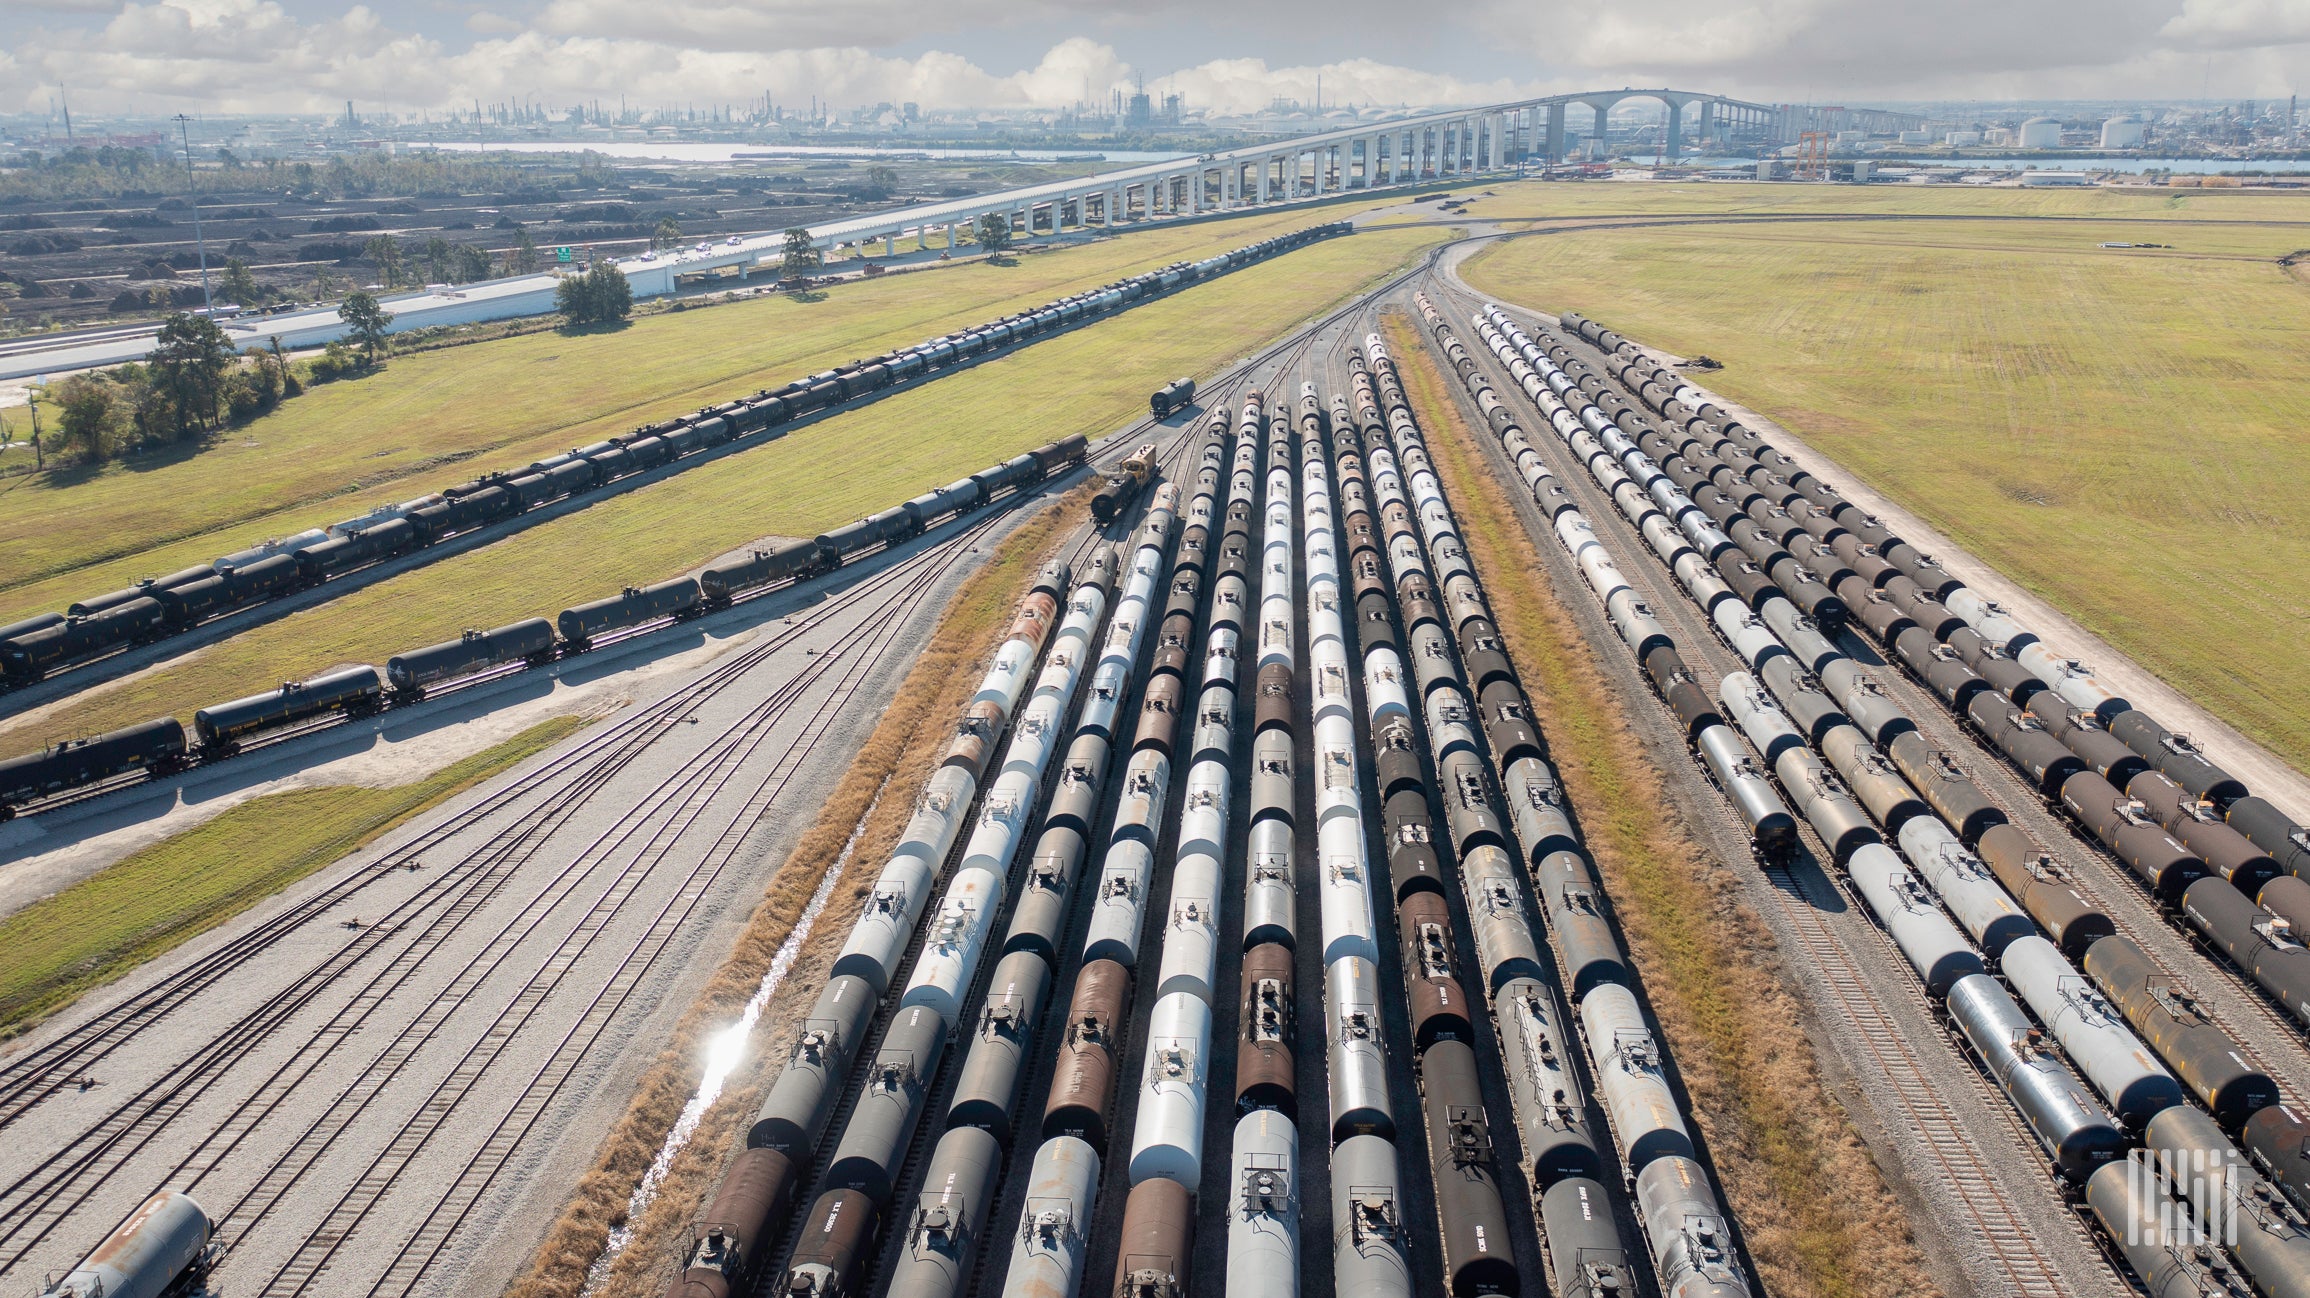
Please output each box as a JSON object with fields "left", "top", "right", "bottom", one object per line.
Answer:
{"left": 0, "top": 222, "right": 1449, "bottom": 759}
{"left": 0, "top": 199, "right": 1422, "bottom": 622}
{"left": 1457, "top": 183, "right": 2310, "bottom": 773}
{"left": 0, "top": 714, "right": 583, "bottom": 1035}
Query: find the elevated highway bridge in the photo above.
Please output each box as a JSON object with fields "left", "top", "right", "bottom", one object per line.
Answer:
{"left": 0, "top": 91, "right": 1921, "bottom": 380}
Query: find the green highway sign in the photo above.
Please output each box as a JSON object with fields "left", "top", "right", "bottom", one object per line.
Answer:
{"left": 556, "top": 246, "right": 573, "bottom": 262}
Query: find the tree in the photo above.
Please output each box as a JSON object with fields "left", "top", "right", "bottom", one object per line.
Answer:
{"left": 363, "top": 234, "right": 407, "bottom": 287}
{"left": 780, "top": 227, "right": 822, "bottom": 280}
{"left": 338, "top": 290, "right": 393, "bottom": 362}
{"left": 861, "top": 165, "right": 898, "bottom": 201}
{"left": 423, "top": 236, "right": 454, "bottom": 283}
{"left": 555, "top": 263, "right": 632, "bottom": 326}
{"left": 975, "top": 212, "right": 1014, "bottom": 255}
{"left": 146, "top": 313, "right": 237, "bottom": 436}
{"left": 221, "top": 257, "right": 261, "bottom": 306}
{"left": 453, "top": 244, "right": 491, "bottom": 282}
{"left": 511, "top": 226, "right": 541, "bottom": 274}
{"left": 652, "top": 215, "right": 683, "bottom": 251}
{"left": 53, "top": 375, "right": 115, "bottom": 458}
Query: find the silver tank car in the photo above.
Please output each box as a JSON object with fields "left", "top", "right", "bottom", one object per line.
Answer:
{"left": 1696, "top": 724, "right": 1796, "bottom": 862}
{"left": 1226, "top": 1108, "right": 1301, "bottom": 1296}
{"left": 1896, "top": 817, "right": 2033, "bottom": 958}
{"left": 1819, "top": 724, "right": 1928, "bottom": 830}
{"left": 1758, "top": 653, "right": 1847, "bottom": 744}
{"left": 1635, "top": 1155, "right": 1752, "bottom": 1298}
{"left": 887, "top": 1126, "right": 1003, "bottom": 1298}
{"left": 1328, "top": 956, "right": 1397, "bottom": 1143}
{"left": 1581, "top": 982, "right": 1694, "bottom": 1170}
{"left": 1496, "top": 977, "right": 1606, "bottom": 1186}
{"left": 1243, "top": 817, "right": 1297, "bottom": 949}
{"left": 1772, "top": 746, "right": 1879, "bottom": 863}
{"left": 1332, "top": 1138, "right": 1413, "bottom": 1298}
{"left": 1999, "top": 934, "right": 2187, "bottom": 1130}
{"left": 1463, "top": 849, "right": 1547, "bottom": 992}
{"left": 41, "top": 1190, "right": 212, "bottom": 1298}
{"left": 1947, "top": 972, "right": 2127, "bottom": 1182}
{"left": 1718, "top": 671, "right": 1806, "bottom": 767}
{"left": 1844, "top": 843, "right": 1985, "bottom": 998}
{"left": 1002, "top": 1136, "right": 1102, "bottom": 1298}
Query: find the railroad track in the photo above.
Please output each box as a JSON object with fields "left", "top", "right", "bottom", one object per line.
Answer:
{"left": 1409, "top": 268, "right": 2117, "bottom": 1294}
{"left": 0, "top": 507, "right": 1030, "bottom": 1284}
{"left": 1465, "top": 277, "right": 2310, "bottom": 1101}
{"left": 270, "top": 513, "right": 1007, "bottom": 1298}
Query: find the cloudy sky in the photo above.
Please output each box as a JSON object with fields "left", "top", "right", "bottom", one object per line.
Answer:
{"left": 2, "top": 0, "right": 2307, "bottom": 118}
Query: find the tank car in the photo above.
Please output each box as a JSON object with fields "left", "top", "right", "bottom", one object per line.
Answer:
{"left": 1332, "top": 1134, "right": 1413, "bottom": 1298}
{"left": 784, "top": 1189, "right": 876, "bottom": 1297}
{"left": 1542, "top": 1177, "right": 1638, "bottom": 1298}
{"left": 385, "top": 617, "right": 555, "bottom": 696}
{"left": 39, "top": 1189, "right": 213, "bottom": 1298}
{"left": 1113, "top": 1176, "right": 1194, "bottom": 1298}
{"left": 1422, "top": 1038, "right": 1518, "bottom": 1296}
{"left": 1003, "top": 1137, "right": 1101, "bottom": 1298}
{"left": 0, "top": 716, "right": 187, "bottom": 817}
{"left": 1328, "top": 956, "right": 1396, "bottom": 1144}
{"left": 1634, "top": 1156, "right": 1751, "bottom": 1298}
{"left": 824, "top": 1002, "right": 945, "bottom": 1205}
{"left": 1045, "top": 959, "right": 1129, "bottom": 1153}
{"left": 2000, "top": 934, "right": 2186, "bottom": 1129}
{"left": 947, "top": 951, "right": 1051, "bottom": 1142}
{"left": 1235, "top": 943, "right": 1296, "bottom": 1116}
{"left": 2182, "top": 877, "right": 2310, "bottom": 1029}
{"left": 1227, "top": 1108, "right": 1299, "bottom": 1293}
{"left": 193, "top": 664, "right": 383, "bottom": 753}
{"left": 877, "top": 1122, "right": 997, "bottom": 1293}
{"left": 1946, "top": 972, "right": 2126, "bottom": 1182}
{"left": 1129, "top": 992, "right": 1212, "bottom": 1186}
{"left": 670, "top": 1147, "right": 796, "bottom": 1298}
{"left": 558, "top": 577, "right": 702, "bottom": 647}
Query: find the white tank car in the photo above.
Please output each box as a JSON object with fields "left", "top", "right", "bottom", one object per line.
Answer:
{"left": 1002, "top": 1136, "right": 1102, "bottom": 1298}
{"left": 1634, "top": 1154, "right": 1752, "bottom": 1298}
{"left": 1581, "top": 982, "right": 1694, "bottom": 1171}
{"left": 1318, "top": 813, "right": 1380, "bottom": 967}
{"left": 1897, "top": 816, "right": 2033, "bottom": 957}
{"left": 1843, "top": 842, "right": 1985, "bottom": 998}
{"left": 1131, "top": 992, "right": 1214, "bottom": 1186}
{"left": 1327, "top": 956, "right": 1397, "bottom": 1143}
{"left": 2000, "top": 934, "right": 2187, "bottom": 1129}
{"left": 900, "top": 864, "right": 1005, "bottom": 1024}
{"left": 1244, "top": 817, "right": 1297, "bottom": 951}
{"left": 1226, "top": 1108, "right": 1301, "bottom": 1296}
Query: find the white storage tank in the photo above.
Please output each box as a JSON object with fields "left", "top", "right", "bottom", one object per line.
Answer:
{"left": 2017, "top": 117, "right": 2063, "bottom": 148}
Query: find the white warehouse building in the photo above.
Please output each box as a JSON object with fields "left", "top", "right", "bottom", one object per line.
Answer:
{"left": 2017, "top": 117, "right": 2064, "bottom": 148}
{"left": 2100, "top": 115, "right": 2146, "bottom": 149}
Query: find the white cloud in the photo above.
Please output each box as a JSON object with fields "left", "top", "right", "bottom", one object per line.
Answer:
{"left": 7, "top": 0, "right": 2310, "bottom": 117}
{"left": 2162, "top": 0, "right": 2310, "bottom": 47}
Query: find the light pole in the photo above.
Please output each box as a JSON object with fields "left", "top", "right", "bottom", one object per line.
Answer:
{"left": 175, "top": 114, "right": 213, "bottom": 314}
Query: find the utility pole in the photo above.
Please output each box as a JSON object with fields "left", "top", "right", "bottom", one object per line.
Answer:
{"left": 27, "top": 382, "right": 44, "bottom": 471}
{"left": 175, "top": 114, "right": 214, "bottom": 314}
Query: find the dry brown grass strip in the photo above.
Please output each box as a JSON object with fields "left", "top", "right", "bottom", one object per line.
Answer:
{"left": 1383, "top": 313, "right": 1932, "bottom": 1298}
{"left": 507, "top": 486, "right": 1091, "bottom": 1298}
